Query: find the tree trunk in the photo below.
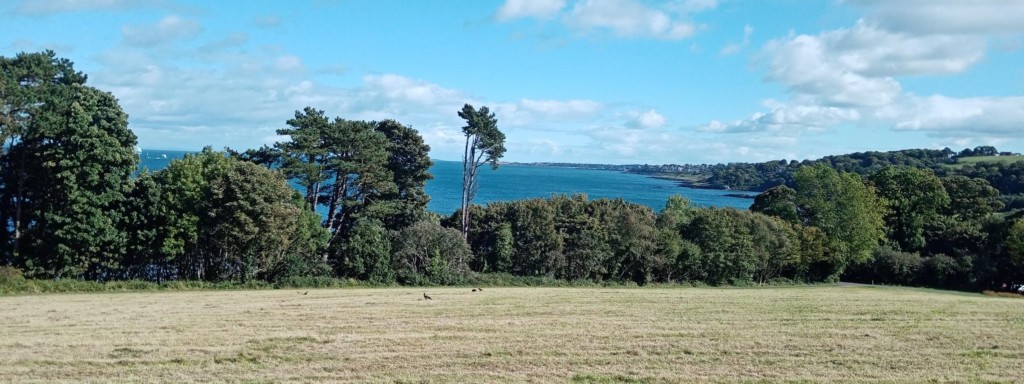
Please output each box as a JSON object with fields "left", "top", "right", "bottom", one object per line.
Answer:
{"left": 325, "top": 173, "right": 346, "bottom": 231}
{"left": 325, "top": 174, "right": 350, "bottom": 249}
{"left": 460, "top": 135, "right": 473, "bottom": 240}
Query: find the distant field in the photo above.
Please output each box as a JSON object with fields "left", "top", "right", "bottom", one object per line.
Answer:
{"left": 2, "top": 287, "right": 1022, "bottom": 383}
{"left": 956, "top": 155, "right": 1024, "bottom": 165}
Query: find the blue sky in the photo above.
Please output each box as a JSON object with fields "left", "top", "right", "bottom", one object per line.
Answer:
{"left": 3, "top": 0, "right": 1022, "bottom": 164}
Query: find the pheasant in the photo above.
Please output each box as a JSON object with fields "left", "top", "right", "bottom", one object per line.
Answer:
{"left": 423, "top": 293, "right": 432, "bottom": 300}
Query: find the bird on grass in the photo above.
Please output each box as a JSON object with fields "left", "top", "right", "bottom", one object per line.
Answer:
{"left": 472, "top": 288, "right": 478, "bottom": 292}
{"left": 423, "top": 293, "right": 432, "bottom": 300}
{"left": 303, "top": 291, "right": 308, "bottom": 295}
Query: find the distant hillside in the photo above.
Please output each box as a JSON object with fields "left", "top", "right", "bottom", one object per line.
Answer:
{"left": 536, "top": 146, "right": 1024, "bottom": 211}
{"left": 954, "top": 155, "right": 1024, "bottom": 166}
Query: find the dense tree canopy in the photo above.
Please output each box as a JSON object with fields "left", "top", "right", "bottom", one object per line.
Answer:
{"left": 869, "top": 167, "right": 950, "bottom": 252}
{"left": 1, "top": 51, "right": 138, "bottom": 280}
{"left": 122, "top": 149, "right": 321, "bottom": 282}
{"left": 240, "top": 108, "right": 432, "bottom": 276}
{"left": 793, "top": 164, "right": 885, "bottom": 274}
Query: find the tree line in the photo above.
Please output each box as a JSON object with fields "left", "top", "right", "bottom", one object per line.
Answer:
{"left": 2, "top": 51, "right": 1022, "bottom": 292}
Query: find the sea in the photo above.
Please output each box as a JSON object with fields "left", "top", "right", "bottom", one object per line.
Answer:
{"left": 138, "top": 150, "right": 755, "bottom": 214}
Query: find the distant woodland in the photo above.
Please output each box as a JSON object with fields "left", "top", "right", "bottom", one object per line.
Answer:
{"left": 2, "top": 51, "right": 1023, "bottom": 293}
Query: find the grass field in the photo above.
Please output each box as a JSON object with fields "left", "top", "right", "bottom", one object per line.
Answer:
{"left": 956, "top": 155, "right": 1024, "bottom": 165}
{"left": 2, "top": 286, "right": 1022, "bottom": 383}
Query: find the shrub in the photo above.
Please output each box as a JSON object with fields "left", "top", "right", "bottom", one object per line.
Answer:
{"left": 392, "top": 220, "right": 472, "bottom": 285}
{"left": 847, "top": 247, "right": 923, "bottom": 285}
{"left": 0, "top": 266, "right": 25, "bottom": 284}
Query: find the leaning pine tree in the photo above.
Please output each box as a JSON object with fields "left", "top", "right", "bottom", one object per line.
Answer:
{"left": 458, "top": 104, "right": 506, "bottom": 241}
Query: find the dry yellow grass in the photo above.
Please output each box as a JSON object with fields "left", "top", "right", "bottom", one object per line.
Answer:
{"left": 1, "top": 286, "right": 1022, "bottom": 383}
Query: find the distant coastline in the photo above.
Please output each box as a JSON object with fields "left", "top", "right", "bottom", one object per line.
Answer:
{"left": 723, "top": 193, "right": 757, "bottom": 199}
{"left": 514, "top": 162, "right": 762, "bottom": 198}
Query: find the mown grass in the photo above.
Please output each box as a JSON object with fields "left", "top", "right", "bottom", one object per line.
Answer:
{"left": 1, "top": 286, "right": 1022, "bottom": 383}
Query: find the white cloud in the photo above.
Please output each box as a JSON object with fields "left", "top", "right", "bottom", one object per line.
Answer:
{"left": 849, "top": 0, "right": 1024, "bottom": 35}
{"left": 122, "top": 15, "right": 202, "bottom": 46}
{"left": 486, "top": 99, "right": 605, "bottom": 128}
{"left": 674, "top": 0, "right": 718, "bottom": 13}
{"left": 496, "top": 0, "right": 566, "bottom": 21}
{"left": 629, "top": 109, "right": 667, "bottom": 129}
{"left": 699, "top": 104, "right": 860, "bottom": 133}
{"left": 13, "top": 0, "right": 173, "bottom": 14}
{"left": 815, "top": 21, "right": 984, "bottom": 77}
{"left": 358, "top": 74, "right": 464, "bottom": 108}
{"left": 273, "top": 55, "right": 304, "bottom": 72}
{"left": 763, "top": 33, "right": 901, "bottom": 108}
{"left": 704, "top": 14, "right": 1018, "bottom": 143}
{"left": 879, "top": 95, "right": 1024, "bottom": 137}
{"left": 760, "top": 20, "right": 985, "bottom": 108}
{"left": 495, "top": 0, "right": 713, "bottom": 41}
{"left": 564, "top": 0, "right": 697, "bottom": 40}
{"left": 519, "top": 99, "right": 603, "bottom": 116}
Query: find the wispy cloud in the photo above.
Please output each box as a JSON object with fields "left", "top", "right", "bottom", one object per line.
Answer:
{"left": 720, "top": 24, "right": 752, "bottom": 55}
{"left": 253, "top": 14, "right": 281, "bottom": 28}
{"left": 13, "top": 0, "right": 190, "bottom": 15}
{"left": 122, "top": 15, "right": 203, "bottom": 46}
{"left": 496, "top": 0, "right": 566, "bottom": 21}
{"left": 565, "top": 0, "right": 697, "bottom": 40}
{"left": 495, "top": 0, "right": 712, "bottom": 41}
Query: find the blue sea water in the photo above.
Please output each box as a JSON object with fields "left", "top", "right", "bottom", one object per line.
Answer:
{"left": 138, "top": 150, "right": 755, "bottom": 214}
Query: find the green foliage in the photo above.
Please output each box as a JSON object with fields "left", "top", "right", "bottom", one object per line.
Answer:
{"left": 942, "top": 175, "right": 1002, "bottom": 222}
{"left": 457, "top": 103, "right": 506, "bottom": 238}
{"left": 952, "top": 160, "right": 1024, "bottom": 198}
{"left": 551, "top": 194, "right": 607, "bottom": 281}
{"left": 245, "top": 108, "right": 433, "bottom": 275}
{"left": 794, "top": 164, "right": 885, "bottom": 272}
{"left": 264, "top": 200, "right": 331, "bottom": 282}
{"left": 676, "top": 208, "right": 800, "bottom": 285}
{"left": 485, "top": 199, "right": 565, "bottom": 277}
{"left": 681, "top": 208, "right": 756, "bottom": 285}
{"left": 124, "top": 150, "right": 309, "bottom": 282}
{"left": 0, "top": 51, "right": 138, "bottom": 280}
{"left": 919, "top": 254, "right": 973, "bottom": 290}
{"left": 591, "top": 198, "right": 659, "bottom": 284}
{"left": 748, "top": 213, "right": 800, "bottom": 284}
{"left": 656, "top": 195, "right": 696, "bottom": 230}
{"left": 0, "top": 266, "right": 24, "bottom": 284}
{"left": 1008, "top": 219, "right": 1024, "bottom": 267}
{"left": 266, "top": 254, "right": 332, "bottom": 284}
{"left": 391, "top": 220, "right": 471, "bottom": 285}
{"left": 203, "top": 160, "right": 301, "bottom": 282}
{"left": 458, "top": 104, "right": 506, "bottom": 170}
{"left": 793, "top": 225, "right": 835, "bottom": 282}
{"left": 335, "top": 218, "right": 393, "bottom": 283}
{"left": 847, "top": 247, "right": 923, "bottom": 286}
{"left": 372, "top": 120, "right": 433, "bottom": 230}
{"left": 750, "top": 185, "right": 799, "bottom": 224}
{"left": 869, "top": 167, "right": 950, "bottom": 252}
